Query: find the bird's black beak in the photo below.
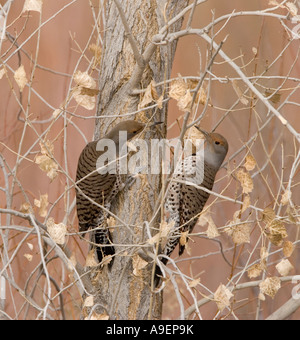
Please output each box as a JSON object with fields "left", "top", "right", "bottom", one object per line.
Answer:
{"left": 194, "top": 126, "right": 209, "bottom": 139}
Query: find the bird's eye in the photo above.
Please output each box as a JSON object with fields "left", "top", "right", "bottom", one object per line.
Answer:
{"left": 215, "top": 141, "right": 220, "bottom": 145}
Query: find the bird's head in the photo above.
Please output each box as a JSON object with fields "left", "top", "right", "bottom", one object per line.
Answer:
{"left": 195, "top": 127, "right": 228, "bottom": 169}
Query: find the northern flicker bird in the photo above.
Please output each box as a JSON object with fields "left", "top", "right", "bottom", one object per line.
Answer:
{"left": 75, "top": 120, "right": 146, "bottom": 264}
{"left": 160, "top": 127, "right": 228, "bottom": 268}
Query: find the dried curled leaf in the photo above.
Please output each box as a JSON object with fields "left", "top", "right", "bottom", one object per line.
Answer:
{"left": 34, "top": 193, "right": 49, "bottom": 218}
{"left": 23, "top": 0, "right": 43, "bottom": 13}
{"left": 236, "top": 168, "right": 253, "bottom": 194}
{"left": 35, "top": 141, "right": 58, "bottom": 180}
{"left": 283, "top": 240, "right": 294, "bottom": 257}
{"left": 241, "top": 194, "right": 251, "bottom": 213}
{"left": 24, "top": 254, "right": 33, "bottom": 262}
{"left": 147, "top": 220, "right": 175, "bottom": 249}
{"left": 280, "top": 190, "right": 291, "bottom": 206}
{"left": 83, "top": 296, "right": 94, "bottom": 308}
{"left": 198, "top": 211, "right": 220, "bottom": 238}
{"left": 85, "top": 249, "right": 98, "bottom": 267}
{"left": 259, "top": 277, "right": 281, "bottom": 299}
{"left": 20, "top": 202, "right": 33, "bottom": 214}
{"left": 14, "top": 65, "right": 27, "bottom": 92}
{"left": 214, "top": 284, "right": 233, "bottom": 312}
{"left": 132, "top": 254, "right": 148, "bottom": 276}
{"left": 244, "top": 155, "right": 256, "bottom": 171}
{"left": 46, "top": 218, "right": 67, "bottom": 245}
{"left": 276, "top": 259, "right": 294, "bottom": 276}
{"left": 248, "top": 263, "right": 263, "bottom": 279}
{"left": 225, "top": 223, "right": 251, "bottom": 245}
{"left": 179, "top": 231, "right": 189, "bottom": 248}
{"left": 263, "top": 208, "right": 288, "bottom": 246}
{"left": 89, "top": 43, "right": 102, "bottom": 66}
{"left": 73, "top": 71, "right": 98, "bottom": 110}
{"left": 139, "top": 80, "right": 159, "bottom": 109}
{"left": 0, "top": 68, "right": 5, "bottom": 79}
{"left": 74, "top": 70, "right": 96, "bottom": 88}
{"left": 169, "top": 78, "right": 193, "bottom": 112}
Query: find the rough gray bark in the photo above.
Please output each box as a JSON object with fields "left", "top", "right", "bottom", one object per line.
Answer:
{"left": 82, "top": 0, "right": 189, "bottom": 320}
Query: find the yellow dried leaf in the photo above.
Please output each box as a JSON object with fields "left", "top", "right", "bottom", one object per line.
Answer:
{"left": 241, "top": 194, "right": 251, "bottom": 213}
{"left": 132, "top": 254, "right": 148, "bottom": 276}
{"left": 262, "top": 207, "right": 276, "bottom": 223}
{"left": 68, "top": 253, "right": 77, "bottom": 271}
{"left": 147, "top": 220, "right": 174, "bottom": 248}
{"left": 260, "top": 246, "right": 269, "bottom": 261}
{"left": 52, "top": 108, "right": 62, "bottom": 119}
{"left": 0, "top": 68, "right": 5, "bottom": 79}
{"left": 46, "top": 218, "right": 67, "bottom": 245}
{"left": 283, "top": 240, "right": 294, "bottom": 257}
{"left": 35, "top": 141, "right": 58, "bottom": 179}
{"left": 198, "top": 211, "right": 220, "bottom": 238}
{"left": 23, "top": 0, "right": 43, "bottom": 13}
{"left": 214, "top": 284, "right": 233, "bottom": 312}
{"left": 139, "top": 80, "right": 159, "bottom": 109}
{"left": 265, "top": 215, "right": 288, "bottom": 246}
{"left": 259, "top": 277, "right": 281, "bottom": 299}
{"left": 157, "top": 95, "right": 163, "bottom": 109}
{"left": 20, "top": 202, "right": 33, "bottom": 214}
{"left": 264, "top": 89, "right": 281, "bottom": 104}
{"left": 169, "top": 78, "right": 188, "bottom": 100}
{"left": 35, "top": 154, "right": 58, "bottom": 180}
{"left": 177, "top": 90, "right": 193, "bottom": 112}
{"left": 27, "top": 242, "right": 33, "bottom": 251}
{"left": 85, "top": 249, "right": 98, "bottom": 267}
{"left": 89, "top": 43, "right": 102, "bottom": 66}
{"left": 73, "top": 87, "right": 96, "bottom": 110}
{"left": 169, "top": 78, "right": 193, "bottom": 112}
{"left": 80, "top": 87, "right": 100, "bottom": 97}
{"left": 73, "top": 71, "right": 97, "bottom": 110}
{"left": 276, "top": 259, "right": 294, "bottom": 276}
{"left": 14, "top": 65, "right": 27, "bottom": 92}
{"left": 244, "top": 155, "right": 256, "bottom": 171}
{"left": 40, "top": 140, "right": 54, "bottom": 156}
{"left": 236, "top": 168, "right": 253, "bottom": 194}
{"left": 83, "top": 296, "right": 94, "bottom": 308}
{"left": 179, "top": 230, "right": 189, "bottom": 248}
{"left": 102, "top": 255, "right": 113, "bottom": 266}
{"left": 24, "top": 254, "right": 33, "bottom": 262}
{"left": 248, "top": 263, "right": 263, "bottom": 279}
{"left": 280, "top": 190, "right": 291, "bottom": 206}
{"left": 107, "top": 216, "right": 116, "bottom": 229}
{"left": 74, "top": 71, "right": 96, "bottom": 88}
{"left": 186, "top": 79, "right": 207, "bottom": 105}
{"left": 226, "top": 223, "right": 251, "bottom": 245}
{"left": 34, "top": 193, "right": 48, "bottom": 218}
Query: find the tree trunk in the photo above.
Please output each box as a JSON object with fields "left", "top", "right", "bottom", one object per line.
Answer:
{"left": 87, "top": 0, "right": 189, "bottom": 320}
